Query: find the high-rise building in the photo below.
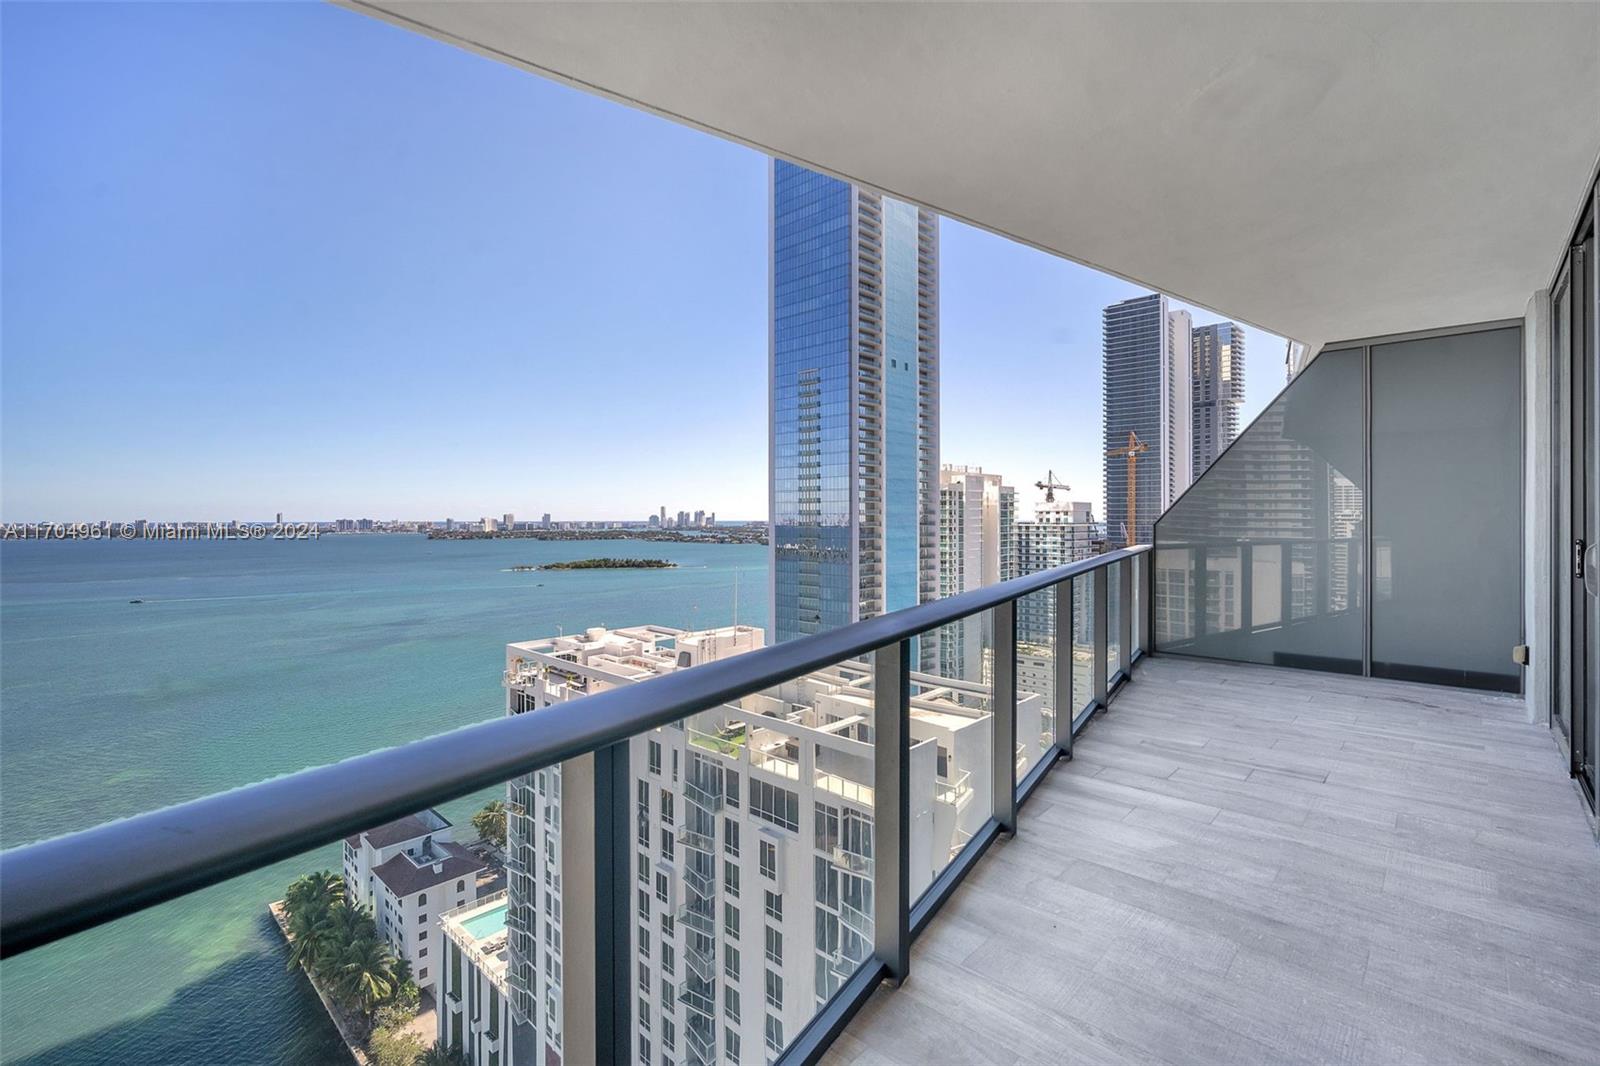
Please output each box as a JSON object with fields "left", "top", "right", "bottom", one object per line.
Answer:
{"left": 1103, "top": 293, "right": 1192, "bottom": 546}
{"left": 503, "top": 512, "right": 516, "bottom": 531}
{"left": 769, "top": 160, "right": 939, "bottom": 643}
{"left": 1013, "top": 499, "right": 1104, "bottom": 644}
{"left": 493, "top": 624, "right": 1008, "bottom": 1066}
{"left": 1190, "top": 322, "right": 1246, "bottom": 474}
{"left": 936, "top": 466, "right": 1015, "bottom": 678}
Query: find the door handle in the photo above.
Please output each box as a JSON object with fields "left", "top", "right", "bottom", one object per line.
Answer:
{"left": 1587, "top": 543, "right": 1599, "bottom": 599}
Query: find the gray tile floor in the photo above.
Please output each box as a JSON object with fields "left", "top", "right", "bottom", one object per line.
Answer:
{"left": 824, "top": 656, "right": 1600, "bottom": 1066}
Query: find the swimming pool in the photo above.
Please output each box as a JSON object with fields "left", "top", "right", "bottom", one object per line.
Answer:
{"left": 459, "top": 901, "right": 508, "bottom": 941}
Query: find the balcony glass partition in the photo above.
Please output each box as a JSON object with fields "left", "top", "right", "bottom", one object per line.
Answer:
{"left": 1370, "top": 327, "right": 1522, "bottom": 690}
{"left": 1015, "top": 589, "right": 1058, "bottom": 775}
{"left": 1105, "top": 561, "right": 1122, "bottom": 679}
{"left": 1, "top": 550, "right": 1148, "bottom": 1066}
{"left": 913, "top": 610, "right": 997, "bottom": 896}
{"left": 1072, "top": 572, "right": 1096, "bottom": 723}
{"left": 1155, "top": 326, "right": 1522, "bottom": 693}
{"left": 1154, "top": 346, "right": 1366, "bottom": 674}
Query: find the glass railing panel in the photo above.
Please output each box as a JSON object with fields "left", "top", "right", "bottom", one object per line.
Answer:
{"left": 0, "top": 783, "right": 530, "bottom": 1066}
{"left": 915, "top": 609, "right": 996, "bottom": 899}
{"left": 1153, "top": 346, "right": 1366, "bottom": 673}
{"left": 676, "top": 646, "right": 877, "bottom": 1062}
{"left": 1072, "top": 573, "right": 1095, "bottom": 723}
{"left": 1105, "top": 561, "right": 1122, "bottom": 679}
{"left": 1015, "top": 587, "right": 1057, "bottom": 777}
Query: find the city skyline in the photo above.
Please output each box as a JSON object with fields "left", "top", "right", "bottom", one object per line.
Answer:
{"left": 1, "top": 1, "right": 1286, "bottom": 526}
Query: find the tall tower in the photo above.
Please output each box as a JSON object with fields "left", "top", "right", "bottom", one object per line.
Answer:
{"left": 1191, "top": 322, "right": 1246, "bottom": 474}
{"left": 1102, "top": 293, "right": 1192, "bottom": 545}
{"left": 769, "top": 160, "right": 939, "bottom": 642}
{"left": 936, "top": 466, "right": 1014, "bottom": 678}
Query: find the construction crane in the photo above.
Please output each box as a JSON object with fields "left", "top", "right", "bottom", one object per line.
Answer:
{"left": 1107, "top": 430, "right": 1149, "bottom": 547}
{"left": 1034, "top": 470, "right": 1070, "bottom": 504}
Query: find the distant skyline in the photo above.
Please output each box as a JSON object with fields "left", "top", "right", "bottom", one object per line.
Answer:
{"left": 1, "top": 2, "right": 1286, "bottom": 525}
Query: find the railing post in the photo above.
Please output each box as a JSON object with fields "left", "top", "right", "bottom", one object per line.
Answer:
{"left": 1118, "top": 559, "right": 1134, "bottom": 677}
{"left": 1239, "top": 543, "right": 1254, "bottom": 633}
{"left": 1140, "top": 549, "right": 1156, "bottom": 654}
{"left": 1093, "top": 568, "right": 1109, "bottom": 708}
{"left": 993, "top": 599, "right": 1019, "bottom": 834}
{"left": 1053, "top": 578, "right": 1074, "bottom": 758}
{"left": 559, "top": 742, "right": 632, "bottom": 1065}
{"left": 873, "top": 639, "right": 910, "bottom": 986}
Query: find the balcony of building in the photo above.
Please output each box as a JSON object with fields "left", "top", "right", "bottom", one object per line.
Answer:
{"left": 824, "top": 655, "right": 1600, "bottom": 1065}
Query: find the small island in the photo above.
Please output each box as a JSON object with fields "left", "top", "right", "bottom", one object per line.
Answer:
{"left": 531, "top": 557, "right": 676, "bottom": 571}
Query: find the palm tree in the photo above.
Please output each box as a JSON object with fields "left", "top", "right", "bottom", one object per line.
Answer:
{"left": 285, "top": 896, "right": 334, "bottom": 972}
{"left": 471, "top": 800, "right": 507, "bottom": 849}
{"left": 332, "top": 934, "right": 401, "bottom": 1016}
{"left": 284, "top": 869, "right": 343, "bottom": 920}
{"left": 418, "top": 1042, "right": 468, "bottom": 1066}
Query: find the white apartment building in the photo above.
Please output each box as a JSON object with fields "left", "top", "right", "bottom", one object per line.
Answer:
{"left": 438, "top": 892, "right": 516, "bottom": 1066}
{"left": 936, "top": 465, "right": 1015, "bottom": 680}
{"left": 342, "top": 810, "right": 485, "bottom": 999}
{"left": 497, "top": 624, "right": 1027, "bottom": 1066}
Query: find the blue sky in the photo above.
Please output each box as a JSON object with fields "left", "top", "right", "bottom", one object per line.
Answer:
{"left": 1, "top": 1, "right": 1285, "bottom": 523}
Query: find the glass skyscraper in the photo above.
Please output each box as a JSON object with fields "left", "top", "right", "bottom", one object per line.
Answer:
{"left": 1103, "top": 293, "right": 1191, "bottom": 546}
{"left": 769, "top": 161, "right": 939, "bottom": 642}
{"left": 1191, "top": 321, "right": 1246, "bottom": 475}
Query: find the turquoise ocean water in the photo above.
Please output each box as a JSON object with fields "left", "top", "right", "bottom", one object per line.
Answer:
{"left": 0, "top": 534, "right": 766, "bottom": 1064}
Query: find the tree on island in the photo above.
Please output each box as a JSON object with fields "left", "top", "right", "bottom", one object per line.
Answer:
{"left": 281, "top": 870, "right": 417, "bottom": 1038}
{"left": 471, "top": 799, "right": 507, "bottom": 849}
{"left": 418, "top": 1042, "right": 470, "bottom": 1066}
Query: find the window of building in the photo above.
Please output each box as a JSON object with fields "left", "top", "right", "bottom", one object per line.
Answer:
{"left": 639, "top": 961, "right": 650, "bottom": 991}
{"left": 655, "top": 871, "right": 668, "bottom": 904}
{"left": 724, "top": 943, "right": 740, "bottom": 981}
{"left": 764, "top": 890, "right": 782, "bottom": 921}
{"left": 765, "top": 925, "right": 783, "bottom": 966}
{"left": 660, "top": 789, "right": 674, "bottom": 826}
{"left": 725, "top": 1028, "right": 741, "bottom": 1064}
{"left": 638, "top": 1038, "right": 650, "bottom": 1066}
{"left": 637, "top": 779, "right": 650, "bottom": 809}
{"left": 418, "top": 967, "right": 427, "bottom": 980}
{"left": 724, "top": 902, "right": 740, "bottom": 939}
{"left": 662, "top": 1017, "right": 676, "bottom": 1053}
{"left": 724, "top": 769, "right": 740, "bottom": 809}
{"left": 765, "top": 1014, "right": 784, "bottom": 1054}
{"left": 765, "top": 969, "right": 783, "bottom": 1010}
{"left": 455, "top": 879, "right": 464, "bottom": 892}
{"left": 662, "top": 942, "right": 676, "bottom": 976}
{"left": 660, "top": 827, "right": 675, "bottom": 862}
{"left": 759, "top": 840, "right": 777, "bottom": 880}
{"left": 648, "top": 740, "right": 662, "bottom": 775}
{"left": 749, "top": 779, "right": 799, "bottom": 832}
{"left": 639, "top": 851, "right": 649, "bottom": 883}
{"left": 639, "top": 997, "right": 651, "bottom": 1031}
{"left": 639, "top": 926, "right": 650, "bottom": 959}
{"left": 418, "top": 947, "right": 427, "bottom": 958}
{"left": 418, "top": 913, "right": 427, "bottom": 924}
{"left": 660, "top": 912, "right": 674, "bottom": 939}
{"left": 418, "top": 892, "right": 427, "bottom": 905}
{"left": 724, "top": 818, "right": 740, "bottom": 857}
{"left": 724, "top": 984, "right": 740, "bottom": 1023}
{"left": 724, "top": 862, "right": 740, "bottom": 898}
{"left": 417, "top": 931, "right": 427, "bottom": 941}
{"left": 638, "top": 888, "right": 650, "bottom": 920}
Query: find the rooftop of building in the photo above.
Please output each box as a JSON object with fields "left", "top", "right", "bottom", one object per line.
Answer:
{"left": 370, "top": 839, "right": 485, "bottom": 899}
{"left": 344, "top": 808, "right": 451, "bottom": 851}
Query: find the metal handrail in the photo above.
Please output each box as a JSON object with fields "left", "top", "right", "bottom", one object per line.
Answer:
{"left": 0, "top": 544, "right": 1148, "bottom": 959}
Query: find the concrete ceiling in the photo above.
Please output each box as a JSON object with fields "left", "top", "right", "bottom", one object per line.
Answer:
{"left": 345, "top": 1, "right": 1600, "bottom": 354}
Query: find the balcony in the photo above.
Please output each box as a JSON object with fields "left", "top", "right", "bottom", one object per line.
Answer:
{"left": 823, "top": 655, "right": 1600, "bottom": 1065}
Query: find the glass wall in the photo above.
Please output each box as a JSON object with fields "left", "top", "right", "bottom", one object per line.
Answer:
{"left": 1154, "top": 347, "right": 1366, "bottom": 673}
{"left": 1154, "top": 328, "right": 1523, "bottom": 693}
{"left": 1370, "top": 327, "right": 1521, "bottom": 691}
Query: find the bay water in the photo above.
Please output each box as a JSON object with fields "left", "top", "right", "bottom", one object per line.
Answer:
{"left": 0, "top": 534, "right": 766, "bottom": 1063}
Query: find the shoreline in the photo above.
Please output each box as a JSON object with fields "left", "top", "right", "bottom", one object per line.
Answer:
{"left": 267, "top": 900, "right": 369, "bottom": 1066}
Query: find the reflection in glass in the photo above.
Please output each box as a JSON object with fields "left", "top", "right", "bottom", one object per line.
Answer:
{"left": 1106, "top": 561, "right": 1122, "bottom": 678}
{"left": 1072, "top": 573, "right": 1095, "bottom": 720}
{"left": 1015, "top": 588, "right": 1057, "bottom": 774}
{"left": 914, "top": 611, "right": 998, "bottom": 897}
{"left": 1154, "top": 347, "right": 1366, "bottom": 672}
